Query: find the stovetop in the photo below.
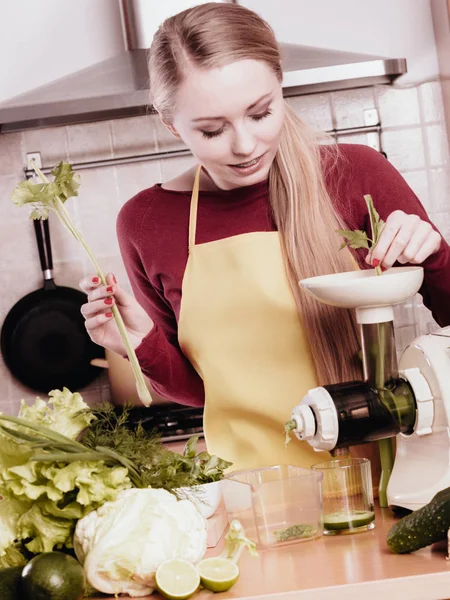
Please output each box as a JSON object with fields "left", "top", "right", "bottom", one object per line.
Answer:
{"left": 118, "top": 404, "right": 204, "bottom": 442}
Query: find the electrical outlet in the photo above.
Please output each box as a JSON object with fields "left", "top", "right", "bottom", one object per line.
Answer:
{"left": 26, "top": 152, "right": 42, "bottom": 168}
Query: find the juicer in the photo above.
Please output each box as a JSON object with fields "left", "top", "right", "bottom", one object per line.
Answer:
{"left": 289, "top": 266, "right": 450, "bottom": 510}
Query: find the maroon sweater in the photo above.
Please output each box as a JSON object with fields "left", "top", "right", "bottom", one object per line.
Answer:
{"left": 117, "top": 144, "right": 450, "bottom": 406}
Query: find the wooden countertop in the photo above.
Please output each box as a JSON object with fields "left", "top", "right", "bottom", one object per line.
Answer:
{"left": 93, "top": 503, "right": 450, "bottom": 600}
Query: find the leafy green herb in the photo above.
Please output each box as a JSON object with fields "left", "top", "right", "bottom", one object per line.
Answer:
{"left": 273, "top": 524, "right": 317, "bottom": 542}
{"left": 11, "top": 162, "right": 152, "bottom": 407}
{"left": 337, "top": 194, "right": 385, "bottom": 276}
{"left": 81, "top": 403, "right": 232, "bottom": 490}
{"left": 284, "top": 419, "right": 297, "bottom": 446}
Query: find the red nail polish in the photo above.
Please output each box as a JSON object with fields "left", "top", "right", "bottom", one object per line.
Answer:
{"left": 105, "top": 312, "right": 113, "bottom": 318}
{"left": 92, "top": 276, "right": 100, "bottom": 284}
{"left": 112, "top": 274, "right": 117, "bottom": 284}
{"left": 104, "top": 298, "right": 113, "bottom": 305}
{"left": 372, "top": 259, "right": 380, "bottom": 267}
{"left": 381, "top": 265, "right": 387, "bottom": 272}
{"left": 106, "top": 286, "right": 113, "bottom": 293}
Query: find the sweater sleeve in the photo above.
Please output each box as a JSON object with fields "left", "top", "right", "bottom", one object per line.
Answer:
{"left": 341, "top": 145, "right": 450, "bottom": 328}
{"left": 116, "top": 195, "right": 205, "bottom": 407}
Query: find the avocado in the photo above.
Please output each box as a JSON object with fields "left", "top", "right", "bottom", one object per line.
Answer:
{"left": 0, "top": 566, "right": 24, "bottom": 600}
{"left": 387, "top": 486, "right": 450, "bottom": 553}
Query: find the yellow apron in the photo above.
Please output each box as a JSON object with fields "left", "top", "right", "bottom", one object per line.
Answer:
{"left": 178, "top": 166, "right": 331, "bottom": 471}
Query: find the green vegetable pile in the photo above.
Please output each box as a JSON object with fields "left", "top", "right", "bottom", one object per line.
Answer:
{"left": 0, "top": 389, "right": 231, "bottom": 570}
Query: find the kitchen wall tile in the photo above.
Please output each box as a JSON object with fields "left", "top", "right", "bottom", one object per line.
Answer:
{"left": 67, "top": 121, "right": 113, "bottom": 163}
{"left": 376, "top": 86, "right": 421, "bottom": 128}
{"left": 381, "top": 128, "right": 426, "bottom": 171}
{"left": 336, "top": 133, "right": 371, "bottom": 147}
{"left": 153, "top": 118, "right": 188, "bottom": 153}
{"left": 0, "top": 132, "right": 23, "bottom": 177}
{"left": 425, "top": 124, "right": 450, "bottom": 168}
{"left": 115, "top": 160, "right": 162, "bottom": 205}
{"left": 418, "top": 82, "right": 446, "bottom": 124}
{"left": 50, "top": 259, "right": 85, "bottom": 291}
{"left": 400, "top": 170, "right": 431, "bottom": 212}
{"left": 76, "top": 166, "right": 120, "bottom": 215}
{"left": 393, "top": 301, "right": 416, "bottom": 329}
{"left": 287, "top": 94, "right": 333, "bottom": 132}
{"left": 0, "top": 218, "right": 42, "bottom": 273}
{"left": 111, "top": 114, "right": 158, "bottom": 158}
{"left": 160, "top": 154, "right": 196, "bottom": 183}
{"left": 395, "top": 325, "right": 418, "bottom": 354}
{"left": 431, "top": 211, "right": 450, "bottom": 243}
{"left": 0, "top": 264, "right": 42, "bottom": 323}
{"left": 22, "top": 125, "right": 69, "bottom": 166}
{"left": 81, "top": 255, "right": 132, "bottom": 294}
{"left": 429, "top": 167, "right": 450, "bottom": 215}
{"left": 47, "top": 206, "right": 84, "bottom": 263}
{"left": 0, "top": 174, "right": 23, "bottom": 222}
{"left": 331, "top": 87, "right": 376, "bottom": 129}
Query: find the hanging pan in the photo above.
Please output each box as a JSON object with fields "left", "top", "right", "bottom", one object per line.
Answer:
{"left": 1, "top": 218, "right": 104, "bottom": 393}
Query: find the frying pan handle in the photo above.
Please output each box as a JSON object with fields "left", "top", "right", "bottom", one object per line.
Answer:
{"left": 34, "top": 219, "right": 56, "bottom": 290}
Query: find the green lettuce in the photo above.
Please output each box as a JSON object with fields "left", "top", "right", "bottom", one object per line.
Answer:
{"left": 0, "top": 390, "right": 132, "bottom": 566}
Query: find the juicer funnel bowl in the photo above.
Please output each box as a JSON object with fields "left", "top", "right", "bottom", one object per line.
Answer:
{"left": 299, "top": 267, "right": 424, "bottom": 324}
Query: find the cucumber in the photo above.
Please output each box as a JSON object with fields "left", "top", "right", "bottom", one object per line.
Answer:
{"left": 387, "top": 486, "right": 450, "bottom": 553}
{"left": 0, "top": 566, "right": 24, "bottom": 600}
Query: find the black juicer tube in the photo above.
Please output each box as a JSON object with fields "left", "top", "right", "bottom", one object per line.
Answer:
{"left": 324, "top": 378, "right": 416, "bottom": 448}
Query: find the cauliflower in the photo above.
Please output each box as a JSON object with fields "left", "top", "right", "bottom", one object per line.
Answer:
{"left": 74, "top": 488, "right": 207, "bottom": 597}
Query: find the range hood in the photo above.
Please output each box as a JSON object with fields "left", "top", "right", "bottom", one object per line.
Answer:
{"left": 0, "top": 1, "right": 407, "bottom": 133}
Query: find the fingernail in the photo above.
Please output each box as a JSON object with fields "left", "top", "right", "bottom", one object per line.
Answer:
{"left": 92, "top": 276, "right": 100, "bottom": 284}
{"left": 112, "top": 274, "right": 117, "bottom": 284}
{"left": 105, "top": 312, "right": 113, "bottom": 318}
{"left": 372, "top": 259, "right": 380, "bottom": 267}
{"left": 104, "top": 298, "right": 113, "bottom": 305}
{"left": 381, "top": 265, "right": 387, "bottom": 272}
{"left": 106, "top": 286, "right": 113, "bottom": 293}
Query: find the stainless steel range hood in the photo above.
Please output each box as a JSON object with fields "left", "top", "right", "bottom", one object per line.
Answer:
{"left": 0, "top": 1, "right": 407, "bottom": 133}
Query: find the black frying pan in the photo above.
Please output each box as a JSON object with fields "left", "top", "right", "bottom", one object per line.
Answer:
{"left": 1, "top": 218, "right": 104, "bottom": 393}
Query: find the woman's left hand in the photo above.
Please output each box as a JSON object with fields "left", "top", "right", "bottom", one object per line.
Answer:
{"left": 365, "top": 210, "right": 442, "bottom": 270}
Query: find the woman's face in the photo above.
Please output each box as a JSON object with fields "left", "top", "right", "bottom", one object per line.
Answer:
{"left": 167, "top": 59, "right": 285, "bottom": 190}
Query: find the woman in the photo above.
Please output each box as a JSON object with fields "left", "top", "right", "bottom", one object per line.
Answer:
{"left": 80, "top": 2, "right": 449, "bottom": 472}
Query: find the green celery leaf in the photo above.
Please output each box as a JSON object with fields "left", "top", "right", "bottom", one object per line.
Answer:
{"left": 336, "top": 229, "right": 370, "bottom": 250}
{"left": 51, "top": 162, "right": 80, "bottom": 201}
{"left": 364, "top": 194, "right": 385, "bottom": 246}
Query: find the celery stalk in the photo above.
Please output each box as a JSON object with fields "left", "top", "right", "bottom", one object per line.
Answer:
{"left": 22, "top": 163, "right": 152, "bottom": 407}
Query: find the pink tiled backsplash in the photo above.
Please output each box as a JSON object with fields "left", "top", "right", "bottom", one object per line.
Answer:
{"left": 0, "top": 81, "right": 449, "bottom": 413}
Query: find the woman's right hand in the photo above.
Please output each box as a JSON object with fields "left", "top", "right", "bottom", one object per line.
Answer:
{"left": 79, "top": 273, "right": 153, "bottom": 355}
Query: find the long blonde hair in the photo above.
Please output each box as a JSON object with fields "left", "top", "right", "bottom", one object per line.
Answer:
{"left": 149, "top": 2, "right": 361, "bottom": 384}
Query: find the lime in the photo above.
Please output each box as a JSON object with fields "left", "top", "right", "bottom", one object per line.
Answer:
{"left": 324, "top": 510, "right": 375, "bottom": 531}
{"left": 155, "top": 559, "right": 200, "bottom": 600}
{"left": 197, "top": 557, "right": 239, "bottom": 593}
{"left": 21, "top": 552, "right": 85, "bottom": 600}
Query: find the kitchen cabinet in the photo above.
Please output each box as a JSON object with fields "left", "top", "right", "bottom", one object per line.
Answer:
{"left": 92, "top": 502, "right": 450, "bottom": 600}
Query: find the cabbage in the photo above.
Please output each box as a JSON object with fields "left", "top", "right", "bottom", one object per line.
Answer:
{"left": 74, "top": 488, "right": 207, "bottom": 597}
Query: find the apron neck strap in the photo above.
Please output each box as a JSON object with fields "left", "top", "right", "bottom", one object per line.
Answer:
{"left": 188, "top": 165, "right": 202, "bottom": 253}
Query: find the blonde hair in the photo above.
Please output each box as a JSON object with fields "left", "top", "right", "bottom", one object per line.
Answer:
{"left": 149, "top": 2, "right": 361, "bottom": 384}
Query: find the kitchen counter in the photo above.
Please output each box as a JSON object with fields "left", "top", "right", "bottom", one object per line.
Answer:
{"left": 93, "top": 503, "right": 450, "bottom": 600}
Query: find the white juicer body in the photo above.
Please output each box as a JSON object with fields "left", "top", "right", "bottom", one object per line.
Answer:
{"left": 387, "top": 326, "right": 450, "bottom": 510}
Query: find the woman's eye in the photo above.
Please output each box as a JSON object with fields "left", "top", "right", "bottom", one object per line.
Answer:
{"left": 202, "top": 128, "right": 224, "bottom": 139}
{"left": 251, "top": 109, "right": 273, "bottom": 121}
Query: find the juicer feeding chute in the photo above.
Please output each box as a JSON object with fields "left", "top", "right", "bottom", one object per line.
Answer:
{"left": 289, "top": 266, "right": 450, "bottom": 510}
